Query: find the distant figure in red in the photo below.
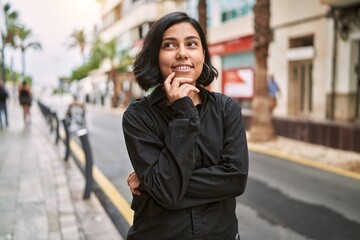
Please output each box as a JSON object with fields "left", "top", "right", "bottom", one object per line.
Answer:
{"left": 18, "top": 81, "right": 32, "bottom": 124}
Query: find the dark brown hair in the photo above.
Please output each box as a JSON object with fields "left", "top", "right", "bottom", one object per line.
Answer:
{"left": 133, "top": 11, "right": 218, "bottom": 91}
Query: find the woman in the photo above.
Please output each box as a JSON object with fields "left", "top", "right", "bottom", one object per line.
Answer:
{"left": 18, "top": 81, "right": 32, "bottom": 123}
{"left": 123, "top": 12, "right": 248, "bottom": 239}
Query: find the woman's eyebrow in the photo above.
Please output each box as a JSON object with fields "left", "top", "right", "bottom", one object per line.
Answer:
{"left": 162, "top": 35, "right": 200, "bottom": 41}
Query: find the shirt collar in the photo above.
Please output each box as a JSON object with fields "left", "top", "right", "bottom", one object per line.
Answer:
{"left": 148, "top": 85, "right": 167, "bottom": 106}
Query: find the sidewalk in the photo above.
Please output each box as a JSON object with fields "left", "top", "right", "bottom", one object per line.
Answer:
{"left": 248, "top": 134, "right": 360, "bottom": 176}
{"left": 0, "top": 100, "right": 123, "bottom": 240}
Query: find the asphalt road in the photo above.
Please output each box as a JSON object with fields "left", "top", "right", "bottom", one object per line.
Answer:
{"left": 48, "top": 100, "right": 360, "bottom": 240}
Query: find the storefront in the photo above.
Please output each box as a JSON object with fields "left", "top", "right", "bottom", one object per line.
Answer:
{"left": 209, "top": 35, "right": 255, "bottom": 107}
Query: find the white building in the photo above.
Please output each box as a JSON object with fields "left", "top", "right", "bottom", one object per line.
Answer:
{"left": 269, "top": 0, "right": 360, "bottom": 123}
{"left": 96, "top": 0, "right": 360, "bottom": 151}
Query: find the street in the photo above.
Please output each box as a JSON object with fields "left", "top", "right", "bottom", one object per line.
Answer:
{"left": 81, "top": 104, "right": 360, "bottom": 240}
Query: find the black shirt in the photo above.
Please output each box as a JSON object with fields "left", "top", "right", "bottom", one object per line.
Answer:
{"left": 0, "top": 86, "right": 8, "bottom": 103}
{"left": 122, "top": 85, "right": 249, "bottom": 240}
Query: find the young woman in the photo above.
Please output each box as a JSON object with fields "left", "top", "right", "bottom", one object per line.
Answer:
{"left": 122, "top": 12, "right": 249, "bottom": 240}
{"left": 18, "top": 81, "right": 32, "bottom": 123}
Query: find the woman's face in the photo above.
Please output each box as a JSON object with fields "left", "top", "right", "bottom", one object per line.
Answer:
{"left": 159, "top": 22, "right": 205, "bottom": 83}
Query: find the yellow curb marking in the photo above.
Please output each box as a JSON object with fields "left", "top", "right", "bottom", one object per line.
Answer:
{"left": 60, "top": 130, "right": 134, "bottom": 225}
{"left": 248, "top": 143, "right": 360, "bottom": 181}
{"left": 59, "top": 128, "right": 360, "bottom": 228}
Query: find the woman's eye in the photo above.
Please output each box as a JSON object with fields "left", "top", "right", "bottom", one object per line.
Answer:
{"left": 164, "top": 42, "right": 176, "bottom": 48}
{"left": 187, "top": 41, "right": 198, "bottom": 47}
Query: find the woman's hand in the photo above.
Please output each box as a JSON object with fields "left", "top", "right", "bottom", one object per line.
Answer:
{"left": 164, "top": 72, "right": 199, "bottom": 104}
{"left": 127, "top": 171, "right": 141, "bottom": 195}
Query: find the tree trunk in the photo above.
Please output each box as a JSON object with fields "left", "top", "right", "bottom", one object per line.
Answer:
{"left": 0, "top": 46, "right": 7, "bottom": 82}
{"left": 249, "top": 0, "right": 275, "bottom": 142}
{"left": 110, "top": 68, "right": 119, "bottom": 108}
{"left": 21, "top": 49, "right": 26, "bottom": 79}
{"left": 197, "top": 0, "right": 207, "bottom": 37}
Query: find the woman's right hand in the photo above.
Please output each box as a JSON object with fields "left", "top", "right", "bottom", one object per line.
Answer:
{"left": 127, "top": 171, "right": 141, "bottom": 195}
{"left": 164, "top": 72, "right": 199, "bottom": 104}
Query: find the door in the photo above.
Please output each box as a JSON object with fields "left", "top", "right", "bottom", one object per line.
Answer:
{"left": 288, "top": 60, "right": 313, "bottom": 116}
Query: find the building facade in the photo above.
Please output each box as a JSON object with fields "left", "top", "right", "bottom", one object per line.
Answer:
{"left": 207, "top": 0, "right": 256, "bottom": 108}
{"left": 269, "top": 0, "right": 360, "bottom": 123}
{"left": 95, "top": 0, "right": 360, "bottom": 151}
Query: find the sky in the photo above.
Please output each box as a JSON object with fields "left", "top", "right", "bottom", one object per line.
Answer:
{"left": 4, "top": 0, "right": 101, "bottom": 87}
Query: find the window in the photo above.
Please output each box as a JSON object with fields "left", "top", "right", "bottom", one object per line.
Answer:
{"left": 131, "top": 22, "right": 154, "bottom": 42}
{"left": 289, "top": 35, "right": 314, "bottom": 48}
{"left": 220, "top": 0, "right": 255, "bottom": 23}
{"left": 102, "top": 3, "right": 122, "bottom": 30}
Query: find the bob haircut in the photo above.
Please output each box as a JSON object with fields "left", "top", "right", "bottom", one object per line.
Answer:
{"left": 133, "top": 11, "right": 218, "bottom": 91}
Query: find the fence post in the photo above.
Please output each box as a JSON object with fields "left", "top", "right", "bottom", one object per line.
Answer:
{"left": 45, "top": 107, "right": 53, "bottom": 132}
{"left": 62, "top": 119, "right": 71, "bottom": 161}
{"left": 77, "top": 128, "right": 93, "bottom": 199}
{"left": 53, "top": 111, "right": 60, "bottom": 144}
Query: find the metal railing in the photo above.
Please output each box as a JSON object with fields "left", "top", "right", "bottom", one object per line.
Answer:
{"left": 37, "top": 100, "right": 93, "bottom": 199}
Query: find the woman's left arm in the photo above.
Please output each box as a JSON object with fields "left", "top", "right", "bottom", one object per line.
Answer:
{"left": 175, "top": 98, "right": 249, "bottom": 208}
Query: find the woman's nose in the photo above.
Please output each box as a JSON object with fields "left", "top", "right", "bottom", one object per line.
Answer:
{"left": 176, "top": 46, "right": 188, "bottom": 60}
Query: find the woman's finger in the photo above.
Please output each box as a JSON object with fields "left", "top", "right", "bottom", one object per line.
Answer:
{"left": 170, "top": 77, "right": 194, "bottom": 91}
{"left": 129, "top": 180, "right": 141, "bottom": 195}
{"left": 164, "top": 72, "right": 176, "bottom": 94}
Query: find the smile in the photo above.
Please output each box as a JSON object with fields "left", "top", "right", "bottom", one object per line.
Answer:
{"left": 172, "top": 65, "right": 193, "bottom": 71}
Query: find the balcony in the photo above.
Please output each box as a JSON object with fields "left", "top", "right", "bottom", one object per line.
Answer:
{"left": 320, "top": 0, "right": 360, "bottom": 7}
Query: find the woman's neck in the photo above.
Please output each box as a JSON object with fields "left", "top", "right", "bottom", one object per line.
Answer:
{"left": 189, "top": 91, "right": 202, "bottom": 106}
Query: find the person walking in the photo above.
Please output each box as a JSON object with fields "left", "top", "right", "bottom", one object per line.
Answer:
{"left": 267, "top": 75, "right": 281, "bottom": 112}
{"left": 0, "top": 80, "right": 9, "bottom": 128}
{"left": 18, "top": 81, "right": 32, "bottom": 124}
{"left": 65, "top": 94, "right": 86, "bottom": 133}
{"left": 123, "top": 12, "right": 249, "bottom": 240}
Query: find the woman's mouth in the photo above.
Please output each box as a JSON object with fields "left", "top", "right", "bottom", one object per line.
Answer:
{"left": 172, "top": 65, "right": 193, "bottom": 72}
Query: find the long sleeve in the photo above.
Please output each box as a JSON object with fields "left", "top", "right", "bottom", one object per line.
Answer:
{"left": 175, "top": 98, "right": 248, "bottom": 208}
{"left": 123, "top": 97, "right": 200, "bottom": 209}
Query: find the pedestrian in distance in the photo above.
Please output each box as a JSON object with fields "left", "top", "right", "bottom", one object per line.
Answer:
{"left": 66, "top": 94, "right": 86, "bottom": 133}
{"left": 18, "top": 81, "right": 32, "bottom": 124}
{"left": 267, "top": 74, "right": 281, "bottom": 112}
{"left": 0, "top": 80, "right": 9, "bottom": 129}
{"left": 122, "top": 12, "right": 249, "bottom": 240}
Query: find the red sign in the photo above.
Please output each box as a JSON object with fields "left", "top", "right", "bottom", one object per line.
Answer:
{"left": 209, "top": 35, "right": 253, "bottom": 55}
{"left": 222, "top": 68, "right": 254, "bottom": 99}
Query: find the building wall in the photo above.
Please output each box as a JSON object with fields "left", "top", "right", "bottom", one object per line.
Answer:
{"left": 97, "top": 0, "right": 360, "bottom": 123}
{"left": 269, "top": 0, "right": 332, "bottom": 119}
{"left": 100, "top": 0, "right": 187, "bottom": 43}
{"left": 207, "top": 0, "right": 255, "bottom": 106}
{"left": 334, "top": 28, "right": 360, "bottom": 121}
{"left": 208, "top": 15, "right": 254, "bottom": 44}
{"left": 270, "top": 0, "right": 360, "bottom": 122}
{"left": 271, "top": 0, "right": 329, "bottom": 27}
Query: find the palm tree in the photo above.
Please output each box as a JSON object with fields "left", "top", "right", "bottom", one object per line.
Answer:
{"left": 16, "top": 26, "right": 42, "bottom": 79}
{"left": 68, "top": 29, "right": 87, "bottom": 64}
{"left": 1, "top": 3, "right": 19, "bottom": 82}
{"left": 89, "top": 37, "right": 119, "bottom": 107}
{"left": 197, "top": 0, "right": 207, "bottom": 37}
{"left": 103, "top": 39, "right": 119, "bottom": 108}
{"left": 248, "top": 0, "right": 275, "bottom": 141}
